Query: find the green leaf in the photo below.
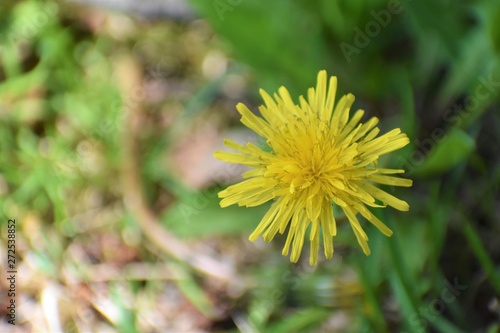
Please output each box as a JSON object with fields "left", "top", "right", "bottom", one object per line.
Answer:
{"left": 111, "top": 283, "right": 139, "bottom": 333}
{"left": 248, "top": 297, "right": 275, "bottom": 330}
{"left": 414, "top": 128, "right": 475, "bottom": 177}
{"left": 487, "top": 323, "right": 500, "bottom": 333}
{"left": 266, "top": 308, "right": 330, "bottom": 333}
{"left": 188, "top": 0, "right": 326, "bottom": 95}
{"left": 161, "top": 189, "right": 270, "bottom": 238}
{"left": 463, "top": 223, "right": 500, "bottom": 295}
{"left": 176, "top": 268, "right": 217, "bottom": 318}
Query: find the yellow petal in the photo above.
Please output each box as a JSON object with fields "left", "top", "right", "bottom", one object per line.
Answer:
{"left": 236, "top": 103, "right": 270, "bottom": 138}
{"left": 249, "top": 198, "right": 282, "bottom": 241}
{"left": 343, "top": 207, "right": 368, "bottom": 241}
{"left": 358, "top": 182, "right": 410, "bottom": 211}
{"left": 213, "top": 151, "right": 260, "bottom": 167}
{"left": 314, "top": 70, "right": 327, "bottom": 114}
{"left": 369, "top": 174, "right": 413, "bottom": 187}
{"left": 309, "top": 224, "right": 320, "bottom": 265}
{"left": 354, "top": 203, "right": 393, "bottom": 236}
{"left": 323, "top": 76, "right": 338, "bottom": 122}
{"left": 263, "top": 197, "right": 296, "bottom": 241}
{"left": 290, "top": 220, "right": 308, "bottom": 263}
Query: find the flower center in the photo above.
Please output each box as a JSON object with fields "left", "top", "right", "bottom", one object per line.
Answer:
{"left": 266, "top": 139, "right": 348, "bottom": 197}
{"left": 262, "top": 109, "right": 357, "bottom": 197}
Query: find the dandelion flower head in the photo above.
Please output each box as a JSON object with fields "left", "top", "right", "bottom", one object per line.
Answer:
{"left": 214, "top": 70, "right": 412, "bottom": 265}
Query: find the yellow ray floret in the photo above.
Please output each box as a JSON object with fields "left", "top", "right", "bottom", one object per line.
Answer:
{"left": 214, "top": 70, "right": 412, "bottom": 265}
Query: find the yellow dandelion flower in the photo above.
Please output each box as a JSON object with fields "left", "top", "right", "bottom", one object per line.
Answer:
{"left": 214, "top": 70, "right": 412, "bottom": 265}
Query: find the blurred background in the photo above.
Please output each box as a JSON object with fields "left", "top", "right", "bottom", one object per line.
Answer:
{"left": 0, "top": 0, "right": 499, "bottom": 332}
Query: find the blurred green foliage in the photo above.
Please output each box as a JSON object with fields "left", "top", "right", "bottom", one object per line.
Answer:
{"left": 0, "top": 0, "right": 499, "bottom": 332}
{"left": 0, "top": 0, "right": 122, "bottom": 229}
{"left": 187, "top": 0, "right": 500, "bottom": 332}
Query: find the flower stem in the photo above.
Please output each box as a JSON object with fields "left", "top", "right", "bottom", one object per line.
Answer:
{"left": 463, "top": 222, "right": 500, "bottom": 294}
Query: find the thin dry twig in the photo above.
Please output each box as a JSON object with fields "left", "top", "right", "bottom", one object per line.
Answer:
{"left": 116, "top": 56, "right": 236, "bottom": 283}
